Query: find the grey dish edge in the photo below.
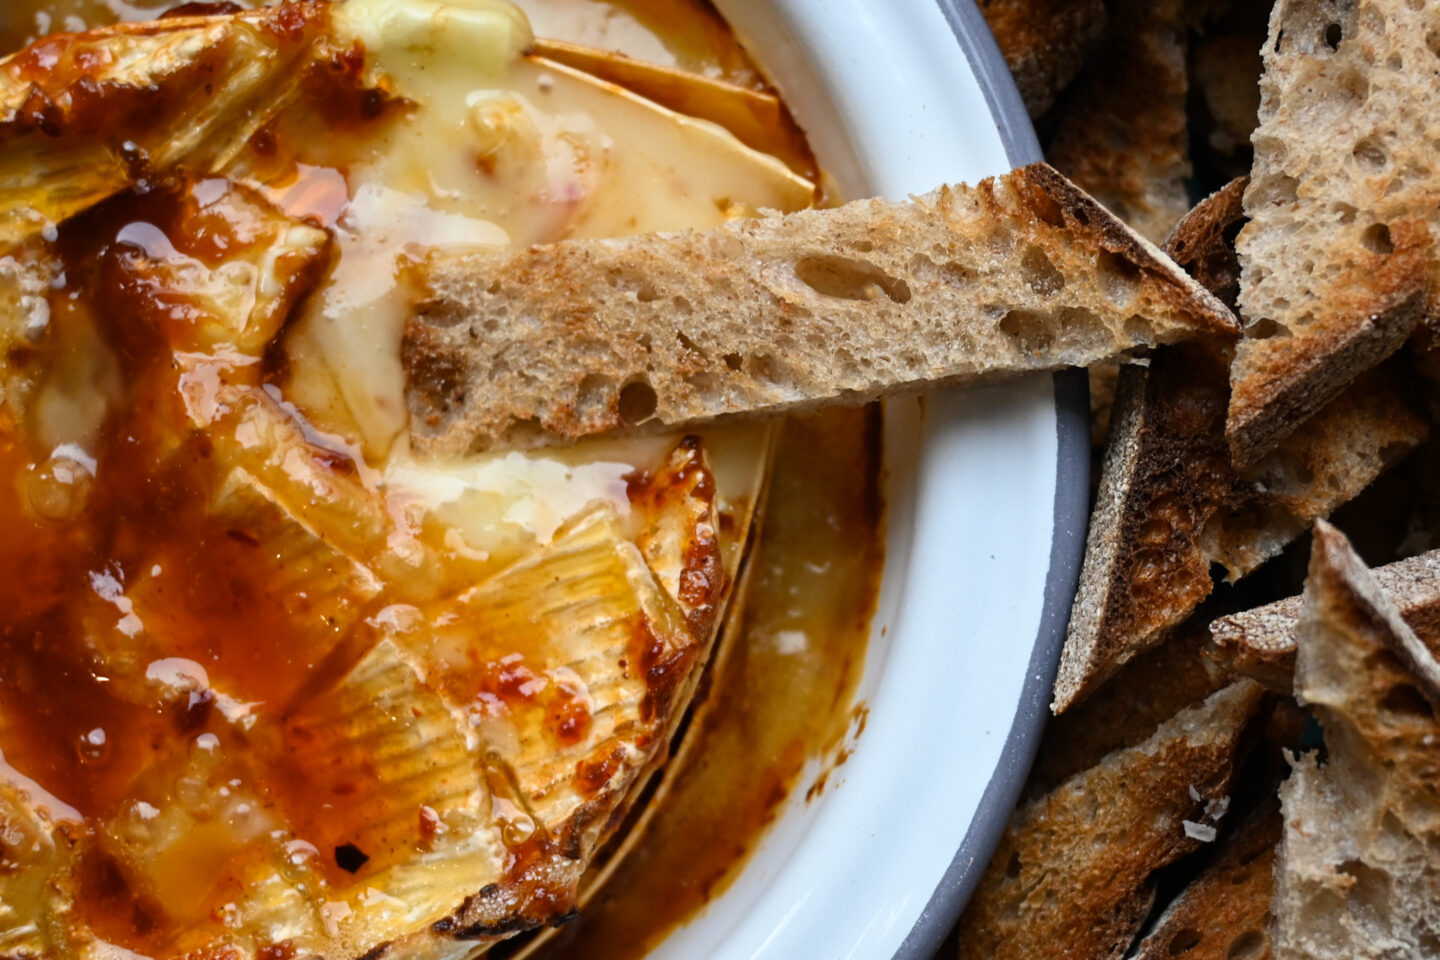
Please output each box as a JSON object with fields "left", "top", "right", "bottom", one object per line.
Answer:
{"left": 890, "top": 1, "right": 1089, "bottom": 958}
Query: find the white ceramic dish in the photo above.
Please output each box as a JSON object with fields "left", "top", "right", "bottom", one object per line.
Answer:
{"left": 638, "top": 2, "right": 1089, "bottom": 958}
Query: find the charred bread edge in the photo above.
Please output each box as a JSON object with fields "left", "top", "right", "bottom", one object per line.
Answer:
{"left": 889, "top": 9, "right": 1083, "bottom": 949}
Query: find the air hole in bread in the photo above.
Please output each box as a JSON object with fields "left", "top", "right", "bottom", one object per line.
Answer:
{"left": 713, "top": 232, "right": 745, "bottom": 260}
{"left": 1225, "top": 930, "right": 1266, "bottom": 960}
{"left": 636, "top": 283, "right": 658, "bottom": 303}
{"left": 1324, "top": 22, "right": 1342, "bottom": 50}
{"left": 1353, "top": 138, "right": 1388, "bottom": 171}
{"left": 1378, "top": 682, "right": 1436, "bottom": 720}
{"left": 1337, "top": 859, "right": 1393, "bottom": 929}
{"left": 1246, "top": 317, "right": 1288, "bottom": 340}
{"left": 1095, "top": 250, "right": 1141, "bottom": 305}
{"left": 1259, "top": 451, "right": 1315, "bottom": 488}
{"left": 1166, "top": 928, "right": 1202, "bottom": 955}
{"left": 794, "top": 255, "right": 912, "bottom": 304}
{"left": 748, "top": 353, "right": 791, "bottom": 387}
{"left": 677, "top": 331, "right": 706, "bottom": 359}
{"left": 942, "top": 261, "right": 972, "bottom": 285}
{"left": 1139, "top": 517, "right": 1172, "bottom": 546}
{"left": 1020, "top": 246, "right": 1065, "bottom": 297}
{"left": 1119, "top": 312, "right": 1150, "bottom": 344}
{"left": 1028, "top": 191, "right": 1066, "bottom": 228}
{"left": 684, "top": 371, "right": 726, "bottom": 405}
{"left": 998, "top": 309, "right": 1056, "bottom": 355}
{"left": 575, "top": 373, "right": 614, "bottom": 421}
{"left": 1427, "top": 27, "right": 1440, "bottom": 57}
{"left": 1004, "top": 852, "right": 1022, "bottom": 878}
{"left": 852, "top": 239, "right": 875, "bottom": 253}
{"left": 499, "top": 416, "right": 545, "bottom": 447}
{"left": 1265, "top": 173, "right": 1301, "bottom": 206}
{"left": 722, "top": 352, "right": 743, "bottom": 371}
{"left": 618, "top": 379, "right": 657, "bottom": 425}
{"left": 1334, "top": 202, "right": 1359, "bottom": 225}
{"left": 1362, "top": 223, "right": 1395, "bottom": 255}
{"left": 672, "top": 295, "right": 693, "bottom": 314}
{"left": 1337, "top": 68, "right": 1370, "bottom": 106}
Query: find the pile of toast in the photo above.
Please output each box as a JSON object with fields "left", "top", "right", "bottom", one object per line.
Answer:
{"left": 952, "top": 0, "right": 1440, "bottom": 956}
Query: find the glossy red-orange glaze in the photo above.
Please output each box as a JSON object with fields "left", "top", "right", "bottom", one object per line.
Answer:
{"left": 525, "top": 407, "right": 884, "bottom": 960}
{"left": 0, "top": 4, "right": 873, "bottom": 956}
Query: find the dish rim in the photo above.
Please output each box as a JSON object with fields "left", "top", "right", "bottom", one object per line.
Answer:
{"left": 890, "top": 2, "right": 1088, "bottom": 954}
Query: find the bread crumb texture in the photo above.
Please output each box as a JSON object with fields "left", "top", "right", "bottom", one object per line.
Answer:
{"left": 1275, "top": 522, "right": 1440, "bottom": 958}
{"left": 1232, "top": 0, "right": 1440, "bottom": 464}
{"left": 404, "top": 164, "right": 1235, "bottom": 455}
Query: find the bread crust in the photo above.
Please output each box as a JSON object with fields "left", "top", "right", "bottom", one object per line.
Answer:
{"left": 977, "top": 0, "right": 1107, "bottom": 118}
{"left": 1045, "top": 0, "right": 1193, "bottom": 244}
{"left": 1164, "top": 177, "right": 1249, "bottom": 312}
{"left": 1132, "top": 801, "right": 1281, "bottom": 960}
{"left": 955, "top": 682, "right": 1264, "bottom": 960}
{"left": 403, "top": 163, "right": 1238, "bottom": 456}
{"left": 1029, "top": 622, "right": 1228, "bottom": 795}
{"left": 1208, "top": 545, "right": 1440, "bottom": 693}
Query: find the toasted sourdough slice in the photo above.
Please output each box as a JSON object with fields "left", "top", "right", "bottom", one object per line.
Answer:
{"left": 1132, "top": 802, "right": 1281, "bottom": 960}
{"left": 1060, "top": 352, "right": 1425, "bottom": 712}
{"left": 1029, "top": 621, "right": 1228, "bottom": 795}
{"left": 1053, "top": 184, "right": 1426, "bottom": 711}
{"left": 954, "top": 681, "right": 1263, "bottom": 960}
{"left": 1209, "top": 546, "right": 1440, "bottom": 692}
{"left": 1192, "top": 35, "right": 1263, "bottom": 163}
{"left": 1274, "top": 520, "right": 1440, "bottom": 958}
{"left": 1230, "top": 0, "right": 1440, "bottom": 466}
{"left": 1192, "top": 22, "right": 1266, "bottom": 178}
{"left": 404, "top": 162, "right": 1238, "bottom": 455}
{"left": 1164, "top": 177, "right": 1249, "bottom": 312}
{"left": 1085, "top": 177, "right": 1248, "bottom": 452}
{"left": 976, "top": 0, "right": 1107, "bottom": 118}
{"left": 1045, "top": 0, "right": 1193, "bottom": 244}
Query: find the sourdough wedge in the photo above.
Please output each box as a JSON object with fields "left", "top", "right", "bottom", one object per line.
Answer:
{"left": 1028, "top": 622, "right": 1227, "bottom": 795}
{"left": 1209, "top": 545, "right": 1440, "bottom": 692}
{"left": 1164, "top": 177, "right": 1249, "bottom": 312}
{"left": 1057, "top": 352, "right": 1423, "bottom": 711}
{"left": 1230, "top": 0, "right": 1440, "bottom": 465}
{"left": 976, "top": 0, "right": 1106, "bottom": 118}
{"left": 1045, "top": 0, "right": 1192, "bottom": 244}
{"left": 1132, "top": 802, "right": 1280, "bottom": 960}
{"left": 956, "top": 681, "right": 1263, "bottom": 960}
{"left": 404, "top": 162, "right": 1238, "bottom": 455}
{"left": 1274, "top": 520, "right": 1440, "bottom": 958}
{"left": 1054, "top": 188, "right": 1426, "bottom": 712}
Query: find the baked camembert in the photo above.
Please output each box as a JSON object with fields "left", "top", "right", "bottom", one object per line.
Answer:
{"left": 0, "top": 2, "right": 815, "bottom": 956}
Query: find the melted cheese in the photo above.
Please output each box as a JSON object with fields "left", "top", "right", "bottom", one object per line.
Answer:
{"left": 253, "top": 0, "right": 810, "bottom": 555}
